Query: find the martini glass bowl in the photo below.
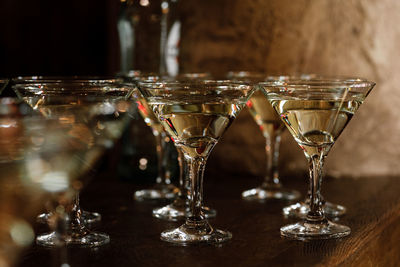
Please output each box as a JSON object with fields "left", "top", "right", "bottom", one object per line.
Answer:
{"left": 260, "top": 77, "right": 375, "bottom": 240}
{"left": 13, "top": 77, "right": 134, "bottom": 247}
{"left": 139, "top": 80, "right": 255, "bottom": 244}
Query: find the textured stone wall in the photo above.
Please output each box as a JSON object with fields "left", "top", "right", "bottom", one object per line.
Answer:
{"left": 180, "top": 0, "right": 399, "bottom": 178}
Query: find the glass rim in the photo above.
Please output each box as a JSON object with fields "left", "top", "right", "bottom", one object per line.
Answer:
{"left": 259, "top": 76, "right": 375, "bottom": 89}
{"left": 137, "top": 79, "right": 251, "bottom": 90}
{"left": 13, "top": 76, "right": 124, "bottom": 85}
{"left": 11, "top": 76, "right": 134, "bottom": 99}
{"left": 228, "top": 72, "right": 375, "bottom": 86}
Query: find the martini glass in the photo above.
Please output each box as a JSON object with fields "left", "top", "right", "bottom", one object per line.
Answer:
{"left": 139, "top": 80, "right": 255, "bottom": 244}
{"left": 262, "top": 75, "right": 350, "bottom": 218}
{"left": 260, "top": 77, "right": 375, "bottom": 240}
{"left": 133, "top": 93, "right": 179, "bottom": 201}
{"left": 14, "top": 77, "right": 134, "bottom": 225}
{"left": 0, "top": 98, "right": 97, "bottom": 263}
{"left": 132, "top": 75, "right": 179, "bottom": 201}
{"left": 228, "top": 71, "right": 300, "bottom": 201}
{"left": 130, "top": 73, "right": 212, "bottom": 202}
{"left": 0, "top": 98, "right": 49, "bottom": 266}
{"left": 120, "top": 72, "right": 179, "bottom": 201}
{"left": 13, "top": 78, "right": 134, "bottom": 247}
{"left": 135, "top": 73, "right": 217, "bottom": 221}
{"left": 13, "top": 77, "right": 105, "bottom": 225}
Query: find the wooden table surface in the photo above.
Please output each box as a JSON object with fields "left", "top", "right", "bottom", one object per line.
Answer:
{"left": 17, "top": 164, "right": 400, "bottom": 267}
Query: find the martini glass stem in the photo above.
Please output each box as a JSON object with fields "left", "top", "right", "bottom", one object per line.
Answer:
{"left": 177, "top": 148, "right": 189, "bottom": 201}
{"left": 306, "top": 154, "right": 325, "bottom": 222}
{"left": 263, "top": 131, "right": 281, "bottom": 188}
{"left": 68, "top": 192, "right": 88, "bottom": 235}
{"left": 187, "top": 156, "right": 206, "bottom": 223}
{"left": 154, "top": 131, "right": 170, "bottom": 185}
{"left": 177, "top": 149, "right": 184, "bottom": 189}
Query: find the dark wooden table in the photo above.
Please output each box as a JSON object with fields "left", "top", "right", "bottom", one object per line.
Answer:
{"left": 17, "top": 165, "right": 400, "bottom": 267}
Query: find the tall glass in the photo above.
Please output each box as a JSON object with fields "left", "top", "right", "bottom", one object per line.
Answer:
{"left": 260, "top": 77, "right": 375, "bottom": 240}
{"left": 228, "top": 71, "right": 300, "bottom": 201}
{"left": 13, "top": 78, "right": 135, "bottom": 247}
{"left": 138, "top": 80, "right": 255, "bottom": 244}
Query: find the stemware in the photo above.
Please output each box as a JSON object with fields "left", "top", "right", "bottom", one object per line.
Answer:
{"left": 260, "top": 77, "right": 375, "bottom": 240}
{"left": 135, "top": 73, "right": 216, "bottom": 221}
{"left": 265, "top": 75, "right": 353, "bottom": 218}
{"left": 13, "top": 78, "right": 134, "bottom": 247}
{"left": 228, "top": 71, "right": 300, "bottom": 201}
{"left": 139, "top": 80, "right": 255, "bottom": 244}
{"left": 0, "top": 98, "right": 94, "bottom": 263}
{"left": 130, "top": 74, "right": 179, "bottom": 201}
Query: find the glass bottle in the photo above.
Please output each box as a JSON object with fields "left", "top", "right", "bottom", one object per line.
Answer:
{"left": 117, "top": 0, "right": 181, "bottom": 76}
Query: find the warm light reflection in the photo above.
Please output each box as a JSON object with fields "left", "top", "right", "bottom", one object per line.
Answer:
{"left": 40, "top": 171, "right": 69, "bottom": 192}
{"left": 26, "top": 157, "right": 70, "bottom": 192}
{"left": 0, "top": 120, "right": 17, "bottom": 128}
{"left": 139, "top": 157, "right": 148, "bottom": 170}
{"left": 116, "top": 101, "right": 129, "bottom": 113}
{"left": 140, "top": 0, "right": 149, "bottom": 6}
{"left": 59, "top": 115, "right": 76, "bottom": 125}
{"left": 161, "top": 1, "right": 169, "bottom": 11}
{"left": 10, "top": 220, "right": 34, "bottom": 247}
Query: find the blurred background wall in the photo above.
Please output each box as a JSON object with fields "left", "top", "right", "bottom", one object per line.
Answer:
{"left": 182, "top": 0, "right": 396, "bottom": 178}
{"left": 0, "top": 0, "right": 397, "bottom": 178}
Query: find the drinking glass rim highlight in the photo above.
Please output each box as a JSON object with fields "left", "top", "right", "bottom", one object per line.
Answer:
{"left": 137, "top": 80, "right": 251, "bottom": 91}
{"left": 259, "top": 77, "right": 375, "bottom": 101}
{"left": 259, "top": 77, "right": 375, "bottom": 90}
{"left": 228, "top": 72, "right": 375, "bottom": 86}
{"left": 11, "top": 75, "right": 123, "bottom": 83}
{"left": 12, "top": 76, "right": 134, "bottom": 99}
{"left": 14, "top": 76, "right": 123, "bottom": 84}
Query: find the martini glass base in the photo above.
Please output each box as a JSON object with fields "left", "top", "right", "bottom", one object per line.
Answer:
{"left": 37, "top": 211, "right": 101, "bottom": 225}
{"left": 283, "top": 201, "right": 346, "bottom": 218}
{"left": 242, "top": 187, "right": 300, "bottom": 201}
{"left": 36, "top": 231, "right": 110, "bottom": 248}
{"left": 134, "top": 183, "right": 179, "bottom": 201}
{"left": 160, "top": 222, "right": 231, "bottom": 245}
{"left": 280, "top": 219, "right": 350, "bottom": 240}
{"left": 153, "top": 200, "right": 217, "bottom": 221}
